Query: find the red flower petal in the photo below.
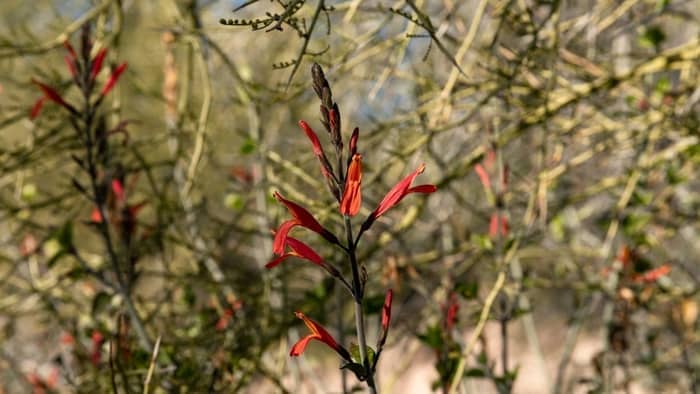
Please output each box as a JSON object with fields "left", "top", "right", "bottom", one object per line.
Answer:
{"left": 634, "top": 264, "right": 671, "bottom": 283}
{"left": 290, "top": 335, "right": 315, "bottom": 357}
{"left": 272, "top": 220, "right": 298, "bottom": 255}
{"left": 474, "top": 163, "right": 491, "bottom": 191}
{"left": 290, "top": 312, "right": 349, "bottom": 360}
{"left": 91, "top": 207, "right": 104, "bottom": 223}
{"left": 90, "top": 48, "right": 108, "bottom": 81}
{"left": 266, "top": 238, "right": 324, "bottom": 268}
{"left": 381, "top": 289, "right": 393, "bottom": 331}
{"left": 30, "top": 97, "right": 46, "bottom": 119}
{"left": 364, "top": 164, "right": 436, "bottom": 230}
{"left": 273, "top": 191, "right": 338, "bottom": 245}
{"left": 340, "top": 154, "right": 362, "bottom": 216}
{"left": 32, "top": 79, "right": 75, "bottom": 113}
{"left": 299, "top": 120, "right": 323, "bottom": 157}
{"left": 100, "top": 63, "right": 127, "bottom": 96}
{"left": 286, "top": 237, "right": 324, "bottom": 265}
{"left": 489, "top": 213, "right": 499, "bottom": 238}
{"left": 111, "top": 179, "right": 125, "bottom": 203}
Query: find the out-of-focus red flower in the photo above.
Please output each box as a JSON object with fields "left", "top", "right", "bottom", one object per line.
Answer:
{"left": 60, "top": 331, "right": 75, "bottom": 346}
{"left": 290, "top": 312, "right": 351, "bottom": 361}
{"left": 215, "top": 300, "right": 243, "bottom": 331}
{"left": 19, "top": 234, "right": 38, "bottom": 257}
{"left": 374, "top": 288, "right": 394, "bottom": 352}
{"left": 362, "top": 164, "right": 436, "bottom": 230}
{"left": 272, "top": 191, "right": 338, "bottom": 255}
{"left": 31, "top": 79, "right": 77, "bottom": 118}
{"left": 90, "top": 48, "right": 107, "bottom": 81}
{"left": 266, "top": 236, "right": 325, "bottom": 269}
{"left": 90, "top": 178, "right": 146, "bottom": 239}
{"left": 634, "top": 264, "right": 671, "bottom": 284}
{"left": 488, "top": 213, "right": 509, "bottom": 238}
{"left": 100, "top": 63, "right": 127, "bottom": 97}
{"left": 444, "top": 292, "right": 459, "bottom": 331}
{"left": 381, "top": 289, "right": 393, "bottom": 331}
{"left": 474, "top": 163, "right": 491, "bottom": 191}
{"left": 340, "top": 154, "right": 362, "bottom": 216}
{"left": 91, "top": 330, "right": 105, "bottom": 366}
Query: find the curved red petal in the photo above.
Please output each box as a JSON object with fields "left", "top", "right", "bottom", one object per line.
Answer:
{"left": 298, "top": 120, "right": 323, "bottom": 156}
{"left": 381, "top": 289, "right": 393, "bottom": 330}
{"left": 90, "top": 48, "right": 108, "bottom": 81}
{"left": 273, "top": 220, "right": 298, "bottom": 255}
{"left": 101, "top": 63, "right": 127, "bottom": 96}
{"left": 286, "top": 237, "right": 324, "bottom": 266}
{"left": 372, "top": 164, "right": 426, "bottom": 219}
{"left": 290, "top": 335, "right": 317, "bottom": 357}
{"left": 265, "top": 253, "right": 294, "bottom": 269}
{"left": 273, "top": 191, "right": 325, "bottom": 234}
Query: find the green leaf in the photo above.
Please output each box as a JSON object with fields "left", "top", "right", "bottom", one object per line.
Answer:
{"left": 655, "top": 76, "right": 671, "bottom": 95}
{"left": 464, "top": 368, "right": 486, "bottom": 377}
{"left": 417, "top": 324, "right": 443, "bottom": 349}
{"left": 224, "top": 193, "right": 245, "bottom": 211}
{"left": 349, "top": 343, "right": 375, "bottom": 365}
{"left": 456, "top": 282, "right": 478, "bottom": 299}
{"left": 240, "top": 138, "right": 257, "bottom": 155}
{"left": 92, "top": 292, "right": 112, "bottom": 315}
{"left": 639, "top": 26, "right": 665, "bottom": 49}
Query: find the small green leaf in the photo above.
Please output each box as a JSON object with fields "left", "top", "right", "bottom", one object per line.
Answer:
{"left": 639, "top": 26, "right": 665, "bottom": 49}
{"left": 456, "top": 282, "right": 478, "bottom": 299}
{"left": 464, "top": 368, "right": 486, "bottom": 377}
{"left": 349, "top": 343, "right": 375, "bottom": 365}
{"left": 417, "top": 324, "right": 443, "bottom": 349}
{"left": 224, "top": 193, "right": 245, "bottom": 210}
{"left": 240, "top": 138, "right": 257, "bottom": 155}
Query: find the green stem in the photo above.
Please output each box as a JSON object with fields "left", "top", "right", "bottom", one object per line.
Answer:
{"left": 344, "top": 216, "right": 377, "bottom": 394}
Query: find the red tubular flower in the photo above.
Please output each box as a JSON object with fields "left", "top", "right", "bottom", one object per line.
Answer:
{"left": 30, "top": 97, "right": 46, "bottom": 119}
{"left": 444, "top": 292, "right": 459, "bottom": 331}
{"left": 91, "top": 330, "right": 105, "bottom": 366}
{"left": 488, "top": 213, "right": 509, "bottom": 238}
{"left": 266, "top": 236, "right": 325, "bottom": 269}
{"left": 90, "top": 48, "right": 108, "bottom": 81}
{"left": 100, "top": 63, "right": 127, "bottom": 96}
{"left": 272, "top": 191, "right": 338, "bottom": 255}
{"left": 290, "top": 311, "right": 351, "bottom": 361}
{"left": 634, "top": 264, "right": 671, "bottom": 284}
{"left": 474, "top": 163, "right": 491, "bottom": 191}
{"left": 381, "top": 288, "right": 393, "bottom": 331}
{"left": 298, "top": 120, "right": 335, "bottom": 181}
{"left": 362, "top": 164, "right": 436, "bottom": 230}
{"left": 340, "top": 154, "right": 362, "bottom": 216}
{"left": 31, "top": 79, "right": 77, "bottom": 115}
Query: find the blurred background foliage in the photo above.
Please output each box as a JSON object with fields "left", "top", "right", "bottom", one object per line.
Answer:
{"left": 0, "top": 0, "right": 699, "bottom": 393}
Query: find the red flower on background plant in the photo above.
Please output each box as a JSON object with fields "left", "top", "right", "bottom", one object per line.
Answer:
{"left": 30, "top": 39, "right": 127, "bottom": 120}
{"left": 444, "top": 292, "right": 460, "bottom": 331}
{"left": 290, "top": 312, "right": 351, "bottom": 361}
{"left": 376, "top": 289, "right": 394, "bottom": 350}
{"left": 272, "top": 191, "right": 339, "bottom": 255}
{"left": 91, "top": 179, "right": 146, "bottom": 236}
{"left": 90, "top": 330, "right": 105, "bottom": 366}
{"left": 361, "top": 164, "right": 436, "bottom": 231}
{"left": 633, "top": 264, "right": 671, "bottom": 284}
